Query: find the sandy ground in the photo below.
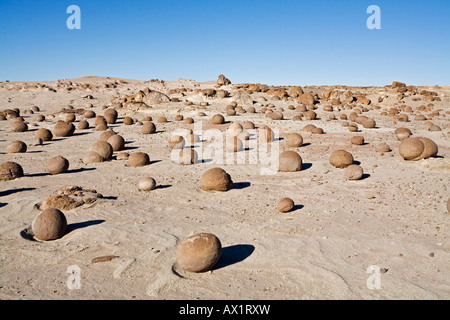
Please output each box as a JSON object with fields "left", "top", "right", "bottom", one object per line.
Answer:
{"left": 0, "top": 76, "right": 449, "bottom": 300}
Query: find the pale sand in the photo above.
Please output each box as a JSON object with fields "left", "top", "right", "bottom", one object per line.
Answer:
{"left": 0, "top": 77, "right": 449, "bottom": 299}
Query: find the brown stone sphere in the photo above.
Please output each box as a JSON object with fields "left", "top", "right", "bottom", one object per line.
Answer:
{"left": 351, "top": 136, "right": 364, "bottom": 145}
{"left": 175, "top": 114, "right": 184, "bottom": 121}
{"left": 35, "top": 128, "right": 53, "bottom": 141}
{"left": 7, "top": 140, "right": 27, "bottom": 153}
{"left": 46, "top": 156, "right": 69, "bottom": 175}
{"left": 35, "top": 114, "right": 45, "bottom": 122}
{"left": 302, "top": 124, "right": 316, "bottom": 132}
{"left": 286, "top": 133, "right": 303, "bottom": 147}
{"left": 169, "top": 135, "right": 186, "bottom": 150}
{"left": 226, "top": 136, "right": 243, "bottom": 152}
{"left": 116, "top": 151, "right": 129, "bottom": 161}
{"left": 90, "top": 141, "right": 113, "bottom": 161}
{"left": 278, "top": 198, "right": 294, "bottom": 212}
{"left": 176, "top": 233, "right": 222, "bottom": 273}
{"left": 107, "top": 134, "right": 125, "bottom": 151}
{"left": 362, "top": 118, "right": 376, "bottom": 128}
{"left": 104, "top": 113, "right": 117, "bottom": 124}
{"left": 99, "top": 130, "right": 116, "bottom": 142}
{"left": 416, "top": 137, "right": 438, "bottom": 160}
{"left": 184, "top": 117, "right": 194, "bottom": 124}
{"left": 278, "top": 151, "right": 302, "bottom": 172}
{"left": 242, "top": 121, "right": 255, "bottom": 129}
{"left": 32, "top": 208, "right": 67, "bottom": 241}
{"left": 82, "top": 151, "right": 104, "bottom": 164}
{"left": 128, "top": 152, "right": 150, "bottom": 167}
{"left": 394, "top": 127, "right": 411, "bottom": 141}
{"left": 141, "top": 121, "right": 156, "bottom": 134}
{"left": 54, "top": 121, "right": 75, "bottom": 137}
{"left": 227, "top": 122, "right": 243, "bottom": 136}
{"left": 138, "top": 177, "right": 156, "bottom": 191}
{"left": 311, "top": 127, "right": 324, "bottom": 134}
{"left": 94, "top": 124, "right": 108, "bottom": 131}
{"left": 10, "top": 121, "right": 28, "bottom": 132}
{"left": 329, "top": 150, "right": 354, "bottom": 168}
{"left": 123, "top": 117, "right": 134, "bottom": 125}
{"left": 344, "top": 164, "right": 364, "bottom": 180}
{"left": 66, "top": 114, "right": 76, "bottom": 122}
{"left": 179, "top": 148, "right": 198, "bottom": 165}
{"left": 0, "top": 161, "right": 24, "bottom": 181}
{"left": 375, "top": 143, "right": 391, "bottom": 153}
{"left": 77, "top": 120, "right": 89, "bottom": 130}
{"left": 211, "top": 114, "right": 225, "bottom": 124}
{"left": 398, "top": 137, "right": 424, "bottom": 160}
{"left": 157, "top": 116, "right": 168, "bottom": 123}
{"left": 304, "top": 110, "right": 317, "bottom": 120}
{"left": 259, "top": 126, "right": 274, "bottom": 142}
{"left": 94, "top": 116, "right": 107, "bottom": 127}
{"left": 83, "top": 110, "right": 96, "bottom": 119}
{"left": 200, "top": 167, "right": 233, "bottom": 191}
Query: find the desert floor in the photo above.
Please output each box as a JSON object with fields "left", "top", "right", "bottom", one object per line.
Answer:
{"left": 0, "top": 76, "right": 449, "bottom": 299}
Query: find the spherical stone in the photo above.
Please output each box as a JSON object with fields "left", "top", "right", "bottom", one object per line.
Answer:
{"left": 176, "top": 233, "right": 222, "bottom": 273}
{"left": 278, "top": 151, "right": 302, "bottom": 172}
{"left": 141, "top": 122, "right": 156, "bottom": 134}
{"left": 66, "top": 114, "right": 76, "bottom": 122}
{"left": 138, "top": 177, "right": 156, "bottom": 191}
{"left": 35, "top": 114, "right": 45, "bottom": 122}
{"left": 398, "top": 137, "right": 424, "bottom": 160}
{"left": 270, "top": 111, "right": 283, "bottom": 120}
{"left": 429, "top": 124, "right": 441, "bottom": 132}
{"left": 99, "top": 130, "right": 116, "bottom": 142}
{"left": 94, "top": 124, "right": 108, "bottom": 131}
{"left": 54, "top": 121, "right": 75, "bottom": 137}
{"left": 31, "top": 208, "right": 67, "bottom": 241}
{"left": 278, "top": 198, "right": 294, "bottom": 212}
{"left": 175, "top": 114, "right": 184, "bottom": 121}
{"left": 7, "top": 140, "right": 27, "bottom": 153}
{"left": 179, "top": 148, "right": 198, "bottom": 165}
{"left": 35, "top": 128, "right": 53, "bottom": 142}
{"left": 259, "top": 126, "right": 274, "bottom": 143}
{"left": 82, "top": 151, "right": 104, "bottom": 164}
{"left": 94, "top": 116, "right": 107, "bottom": 126}
{"left": 116, "top": 151, "right": 129, "bottom": 161}
{"left": 211, "top": 114, "right": 225, "bottom": 124}
{"left": 227, "top": 122, "right": 243, "bottom": 136}
{"left": 351, "top": 136, "right": 364, "bottom": 145}
{"left": 302, "top": 124, "right": 316, "bottom": 132}
{"left": 77, "top": 120, "right": 89, "bottom": 130}
{"left": 226, "top": 136, "right": 243, "bottom": 152}
{"left": 128, "top": 152, "right": 150, "bottom": 167}
{"left": 415, "top": 137, "right": 438, "bottom": 160}
{"left": 107, "top": 134, "right": 125, "bottom": 151}
{"left": 169, "top": 135, "right": 185, "bottom": 150}
{"left": 10, "top": 121, "right": 28, "bottom": 132}
{"left": 104, "top": 113, "right": 117, "bottom": 124}
{"left": 32, "top": 137, "right": 43, "bottom": 146}
{"left": 375, "top": 143, "right": 391, "bottom": 153}
{"left": 90, "top": 141, "right": 113, "bottom": 161}
{"left": 329, "top": 150, "right": 354, "bottom": 168}
{"left": 304, "top": 110, "right": 316, "bottom": 120}
{"left": 184, "top": 117, "right": 194, "bottom": 124}
{"left": 242, "top": 121, "right": 255, "bottom": 129}
{"left": 394, "top": 127, "right": 411, "bottom": 141}
{"left": 104, "top": 108, "right": 118, "bottom": 119}
{"left": 83, "top": 110, "right": 96, "bottom": 119}
{"left": 311, "top": 127, "right": 324, "bottom": 134}
{"left": 200, "top": 168, "right": 233, "bottom": 191}
{"left": 123, "top": 117, "right": 134, "bottom": 125}
{"left": 0, "top": 161, "right": 24, "bottom": 181}
{"left": 46, "top": 156, "right": 69, "bottom": 175}
{"left": 157, "top": 116, "right": 167, "bottom": 123}
{"left": 344, "top": 164, "right": 364, "bottom": 180}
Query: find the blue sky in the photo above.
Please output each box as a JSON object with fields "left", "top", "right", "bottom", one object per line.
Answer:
{"left": 0, "top": 0, "right": 449, "bottom": 86}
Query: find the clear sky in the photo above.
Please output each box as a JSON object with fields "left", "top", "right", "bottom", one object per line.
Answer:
{"left": 0, "top": 0, "right": 449, "bottom": 86}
